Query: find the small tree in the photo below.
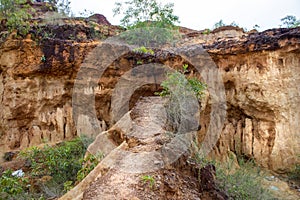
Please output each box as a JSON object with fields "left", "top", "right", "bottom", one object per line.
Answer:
{"left": 213, "top": 19, "right": 226, "bottom": 29}
{"left": 253, "top": 24, "right": 260, "bottom": 30}
{"left": 113, "top": 0, "right": 179, "bottom": 28}
{"left": 281, "top": 15, "right": 300, "bottom": 28}
{"left": 113, "top": 0, "right": 180, "bottom": 46}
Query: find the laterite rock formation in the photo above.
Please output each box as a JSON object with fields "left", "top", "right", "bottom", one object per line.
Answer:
{"left": 0, "top": 11, "right": 299, "bottom": 180}
{"left": 203, "top": 28, "right": 300, "bottom": 172}
{"left": 0, "top": 20, "right": 121, "bottom": 158}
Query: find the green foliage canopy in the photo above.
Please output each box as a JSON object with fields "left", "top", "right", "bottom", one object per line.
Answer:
{"left": 113, "top": 0, "right": 181, "bottom": 47}
{"left": 113, "top": 0, "right": 179, "bottom": 28}
{"left": 281, "top": 15, "right": 300, "bottom": 28}
{"left": 0, "top": 169, "right": 29, "bottom": 197}
{"left": 213, "top": 19, "right": 226, "bottom": 29}
{"left": 158, "top": 65, "right": 206, "bottom": 100}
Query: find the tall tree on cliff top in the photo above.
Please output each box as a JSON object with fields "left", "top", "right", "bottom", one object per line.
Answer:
{"left": 113, "top": 0, "right": 179, "bottom": 28}
{"left": 113, "top": 0, "right": 180, "bottom": 46}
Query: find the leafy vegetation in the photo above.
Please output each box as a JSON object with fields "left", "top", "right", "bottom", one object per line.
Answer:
{"left": 114, "top": 0, "right": 181, "bottom": 46}
{"left": 202, "top": 28, "right": 211, "bottom": 35}
{"left": 141, "top": 175, "right": 155, "bottom": 189}
{"left": 78, "top": 8, "right": 94, "bottom": 18}
{"left": 213, "top": 19, "right": 241, "bottom": 29}
{"left": 19, "top": 138, "right": 85, "bottom": 182}
{"left": 118, "top": 25, "right": 181, "bottom": 46}
{"left": 136, "top": 60, "right": 143, "bottom": 65}
{"left": 253, "top": 24, "right": 260, "bottom": 30}
{"left": 113, "top": 0, "right": 179, "bottom": 28}
{"left": 280, "top": 15, "right": 300, "bottom": 28}
{"left": 213, "top": 19, "right": 226, "bottom": 29}
{"left": 0, "top": 0, "right": 72, "bottom": 37}
{"left": 0, "top": 169, "right": 29, "bottom": 198}
{"left": 156, "top": 65, "right": 206, "bottom": 133}
{"left": 190, "top": 141, "right": 274, "bottom": 200}
{"left": 216, "top": 158, "right": 273, "bottom": 200}
{"left": 13, "top": 136, "right": 97, "bottom": 199}
{"left": 0, "top": 0, "right": 33, "bottom": 35}
{"left": 157, "top": 64, "right": 206, "bottom": 100}
{"left": 133, "top": 46, "right": 154, "bottom": 55}
{"left": 76, "top": 153, "right": 102, "bottom": 182}
{"left": 212, "top": 16, "right": 300, "bottom": 31}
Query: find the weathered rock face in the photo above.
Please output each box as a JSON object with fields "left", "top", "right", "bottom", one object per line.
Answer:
{"left": 87, "top": 14, "right": 111, "bottom": 26}
{"left": 202, "top": 28, "right": 300, "bottom": 172}
{"left": 0, "top": 38, "right": 93, "bottom": 155}
{"left": 0, "top": 22, "right": 121, "bottom": 160}
{"left": 0, "top": 17, "right": 299, "bottom": 175}
{"left": 209, "top": 49, "right": 300, "bottom": 172}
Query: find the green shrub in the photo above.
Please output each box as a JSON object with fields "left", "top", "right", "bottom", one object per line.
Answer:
{"left": 191, "top": 141, "right": 274, "bottom": 200}
{"left": 213, "top": 19, "right": 226, "bottom": 29}
{"left": 76, "top": 153, "right": 103, "bottom": 182}
{"left": 136, "top": 60, "right": 143, "bottom": 65}
{"left": 0, "top": 169, "right": 29, "bottom": 198}
{"left": 0, "top": 0, "right": 33, "bottom": 35}
{"left": 157, "top": 64, "right": 206, "bottom": 100}
{"left": 133, "top": 46, "right": 154, "bottom": 55}
{"left": 19, "top": 137, "right": 85, "bottom": 182}
{"left": 114, "top": 0, "right": 181, "bottom": 46}
{"left": 119, "top": 24, "right": 181, "bottom": 47}
{"left": 216, "top": 158, "right": 273, "bottom": 200}
{"left": 18, "top": 136, "right": 94, "bottom": 198}
{"left": 63, "top": 181, "right": 73, "bottom": 193}
{"left": 156, "top": 65, "right": 206, "bottom": 133}
{"left": 280, "top": 15, "right": 300, "bottom": 28}
{"left": 202, "top": 29, "right": 211, "bottom": 35}
{"left": 113, "top": 0, "right": 179, "bottom": 28}
{"left": 141, "top": 175, "right": 155, "bottom": 189}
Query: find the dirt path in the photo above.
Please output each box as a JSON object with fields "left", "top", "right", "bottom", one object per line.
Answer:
{"left": 83, "top": 96, "right": 203, "bottom": 199}
{"left": 60, "top": 96, "right": 223, "bottom": 199}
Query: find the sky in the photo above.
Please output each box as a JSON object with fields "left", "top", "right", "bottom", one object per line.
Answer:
{"left": 70, "top": 0, "right": 300, "bottom": 31}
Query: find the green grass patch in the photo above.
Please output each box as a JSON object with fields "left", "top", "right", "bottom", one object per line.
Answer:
{"left": 216, "top": 158, "right": 273, "bottom": 200}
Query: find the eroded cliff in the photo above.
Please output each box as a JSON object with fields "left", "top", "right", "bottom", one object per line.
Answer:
{"left": 0, "top": 21, "right": 120, "bottom": 157}
{"left": 204, "top": 28, "right": 300, "bottom": 172}
{"left": 0, "top": 16, "right": 299, "bottom": 175}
